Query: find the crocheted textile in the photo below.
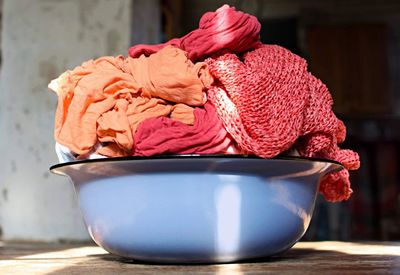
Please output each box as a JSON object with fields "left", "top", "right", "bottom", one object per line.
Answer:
{"left": 206, "top": 45, "right": 360, "bottom": 202}
{"left": 128, "top": 5, "right": 262, "bottom": 61}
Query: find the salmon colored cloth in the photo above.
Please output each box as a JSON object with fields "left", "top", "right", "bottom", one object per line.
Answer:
{"left": 49, "top": 46, "right": 213, "bottom": 157}
{"left": 133, "top": 102, "right": 232, "bottom": 156}
{"left": 171, "top": 104, "right": 196, "bottom": 125}
{"left": 125, "top": 46, "right": 213, "bottom": 105}
{"left": 205, "top": 45, "right": 360, "bottom": 202}
{"left": 128, "top": 5, "right": 262, "bottom": 61}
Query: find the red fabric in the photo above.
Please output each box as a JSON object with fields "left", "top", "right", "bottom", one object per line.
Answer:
{"left": 133, "top": 102, "right": 232, "bottom": 156}
{"left": 128, "top": 4, "right": 262, "bottom": 61}
{"left": 320, "top": 170, "right": 353, "bottom": 202}
{"left": 206, "top": 45, "right": 360, "bottom": 202}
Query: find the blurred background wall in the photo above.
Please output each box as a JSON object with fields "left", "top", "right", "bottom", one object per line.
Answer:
{"left": 0, "top": 0, "right": 159, "bottom": 241}
{"left": 0, "top": 0, "right": 399, "bottom": 242}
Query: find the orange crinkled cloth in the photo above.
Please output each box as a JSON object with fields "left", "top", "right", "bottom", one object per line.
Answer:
{"left": 205, "top": 45, "right": 360, "bottom": 202}
{"left": 49, "top": 45, "right": 213, "bottom": 157}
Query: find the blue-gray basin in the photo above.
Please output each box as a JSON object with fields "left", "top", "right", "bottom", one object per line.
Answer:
{"left": 50, "top": 155, "right": 342, "bottom": 263}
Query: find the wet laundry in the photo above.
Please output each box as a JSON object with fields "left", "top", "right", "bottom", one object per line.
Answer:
{"left": 50, "top": 4, "right": 360, "bottom": 202}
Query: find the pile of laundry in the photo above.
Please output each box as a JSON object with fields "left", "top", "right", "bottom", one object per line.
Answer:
{"left": 49, "top": 5, "right": 360, "bottom": 202}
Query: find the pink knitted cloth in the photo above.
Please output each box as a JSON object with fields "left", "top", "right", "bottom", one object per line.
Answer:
{"left": 128, "top": 5, "right": 262, "bottom": 61}
{"left": 133, "top": 102, "right": 233, "bottom": 156}
{"left": 206, "top": 45, "right": 360, "bottom": 202}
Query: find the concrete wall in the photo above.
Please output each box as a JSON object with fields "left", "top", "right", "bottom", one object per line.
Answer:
{"left": 0, "top": 0, "right": 133, "bottom": 241}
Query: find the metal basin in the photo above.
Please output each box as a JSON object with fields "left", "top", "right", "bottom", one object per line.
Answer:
{"left": 50, "top": 155, "right": 342, "bottom": 263}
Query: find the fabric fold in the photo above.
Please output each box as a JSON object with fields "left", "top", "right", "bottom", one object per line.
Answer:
{"left": 124, "top": 45, "right": 213, "bottom": 106}
{"left": 133, "top": 102, "right": 232, "bottom": 156}
{"left": 50, "top": 46, "right": 212, "bottom": 157}
{"left": 128, "top": 5, "right": 262, "bottom": 61}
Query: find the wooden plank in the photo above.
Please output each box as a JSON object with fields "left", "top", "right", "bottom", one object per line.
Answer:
{"left": 1, "top": 241, "right": 399, "bottom": 274}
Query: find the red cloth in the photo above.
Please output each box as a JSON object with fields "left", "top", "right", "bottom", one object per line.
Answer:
{"left": 205, "top": 45, "right": 360, "bottom": 202}
{"left": 133, "top": 102, "right": 232, "bottom": 156}
{"left": 128, "top": 5, "right": 262, "bottom": 61}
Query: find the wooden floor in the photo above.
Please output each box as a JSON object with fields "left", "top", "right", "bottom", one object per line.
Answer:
{"left": 1, "top": 241, "right": 400, "bottom": 274}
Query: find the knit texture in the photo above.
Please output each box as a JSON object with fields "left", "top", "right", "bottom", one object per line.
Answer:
{"left": 206, "top": 45, "right": 360, "bottom": 202}
{"left": 128, "top": 5, "right": 262, "bottom": 61}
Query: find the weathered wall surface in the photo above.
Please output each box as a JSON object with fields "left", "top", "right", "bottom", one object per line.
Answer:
{"left": 0, "top": 0, "right": 132, "bottom": 241}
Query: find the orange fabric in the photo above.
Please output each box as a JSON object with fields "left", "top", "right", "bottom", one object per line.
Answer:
{"left": 49, "top": 46, "right": 212, "bottom": 157}
{"left": 123, "top": 45, "right": 213, "bottom": 105}
{"left": 50, "top": 56, "right": 138, "bottom": 155}
{"left": 171, "top": 104, "right": 195, "bottom": 125}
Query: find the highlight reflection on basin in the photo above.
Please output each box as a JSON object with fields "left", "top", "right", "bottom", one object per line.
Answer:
{"left": 50, "top": 155, "right": 342, "bottom": 263}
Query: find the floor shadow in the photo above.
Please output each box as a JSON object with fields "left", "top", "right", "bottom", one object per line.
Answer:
{"left": 86, "top": 246, "right": 335, "bottom": 266}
